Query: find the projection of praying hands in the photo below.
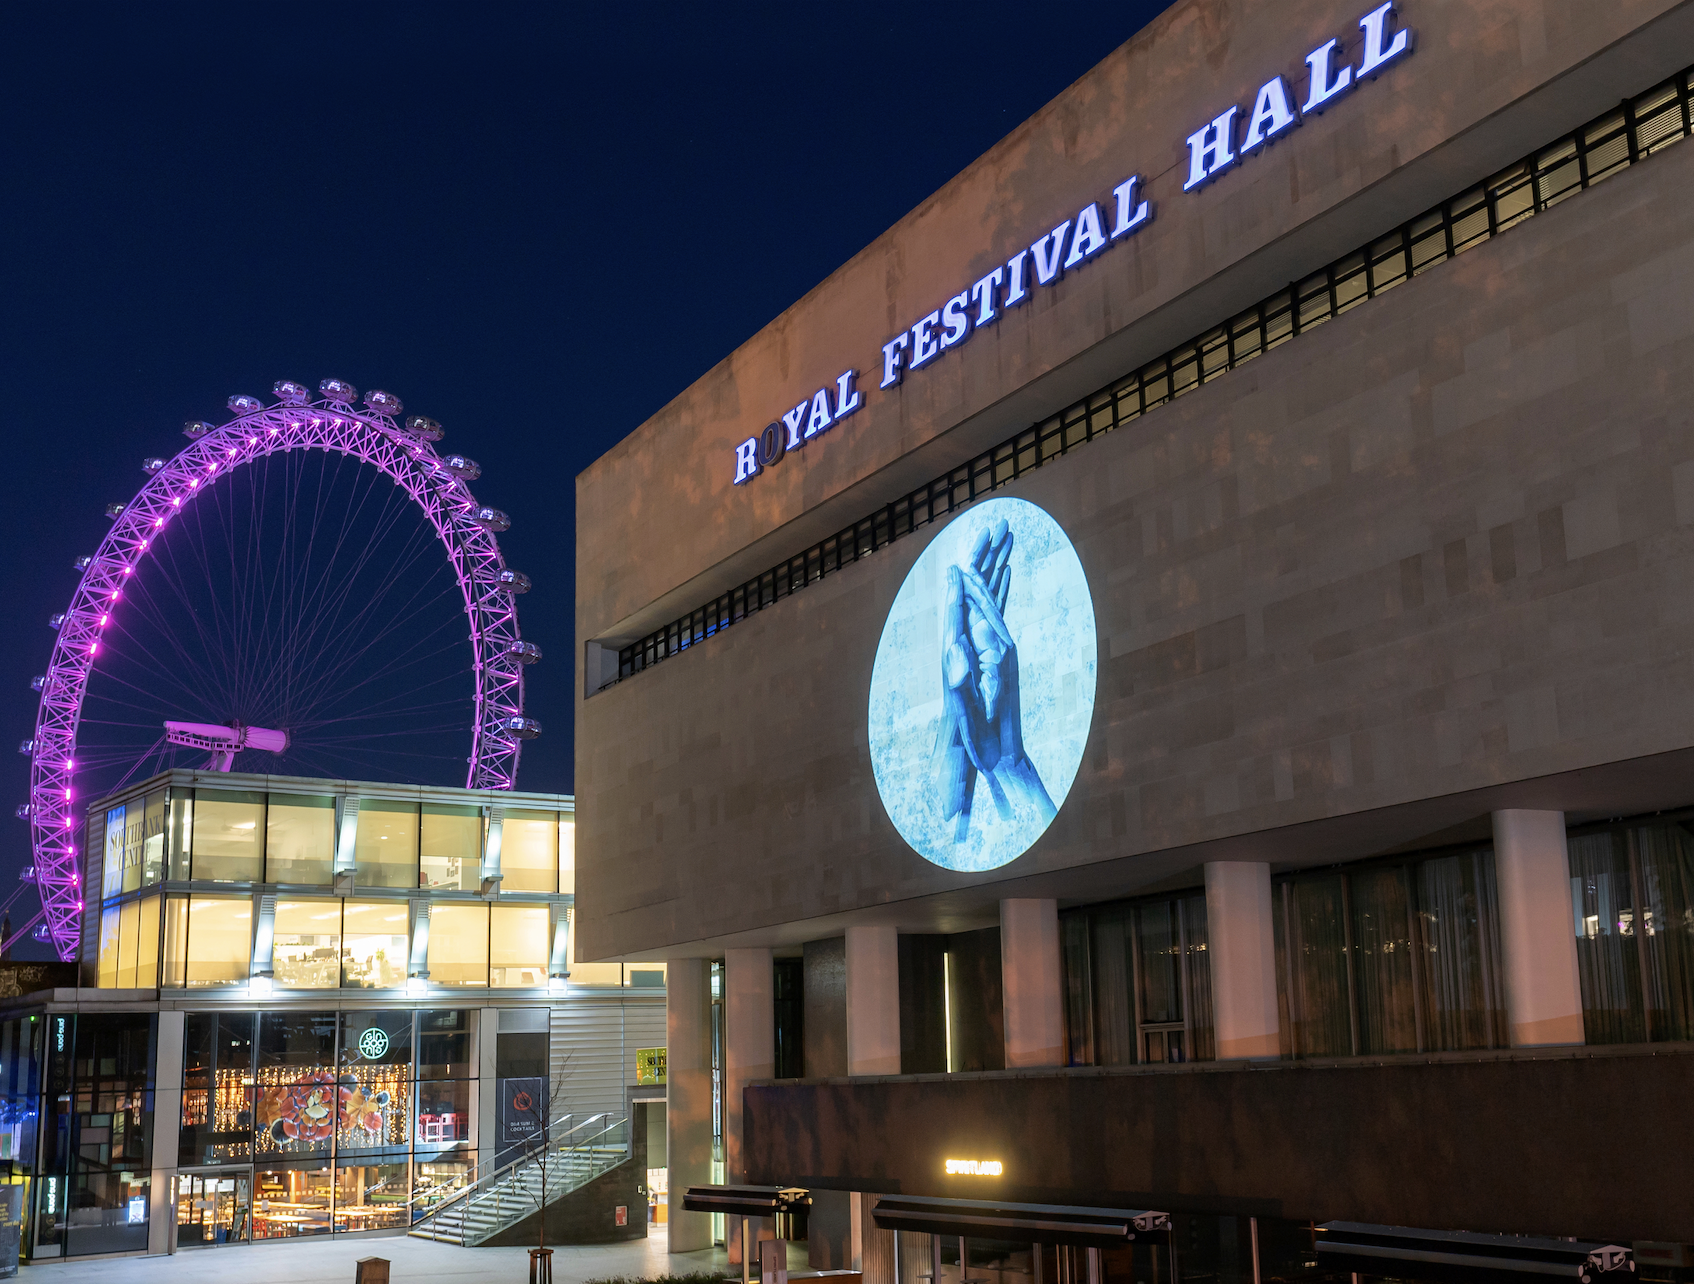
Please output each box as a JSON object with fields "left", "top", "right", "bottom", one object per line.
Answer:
{"left": 935, "top": 518, "right": 1057, "bottom": 842}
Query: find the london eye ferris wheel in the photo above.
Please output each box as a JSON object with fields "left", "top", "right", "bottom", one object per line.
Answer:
{"left": 18, "top": 378, "right": 542, "bottom": 960}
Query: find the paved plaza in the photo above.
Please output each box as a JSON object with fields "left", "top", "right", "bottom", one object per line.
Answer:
{"left": 22, "top": 1231, "right": 732, "bottom": 1284}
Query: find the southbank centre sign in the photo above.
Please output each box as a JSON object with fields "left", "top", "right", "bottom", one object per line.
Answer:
{"left": 731, "top": 1, "right": 1414, "bottom": 487}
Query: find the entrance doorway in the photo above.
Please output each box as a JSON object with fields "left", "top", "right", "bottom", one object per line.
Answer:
{"left": 176, "top": 1171, "right": 251, "bottom": 1247}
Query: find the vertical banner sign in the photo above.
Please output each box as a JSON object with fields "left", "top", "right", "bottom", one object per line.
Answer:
{"left": 499, "top": 1076, "right": 549, "bottom": 1145}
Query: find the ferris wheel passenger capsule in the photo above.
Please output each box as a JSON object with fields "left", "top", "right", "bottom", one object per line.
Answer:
{"left": 471, "top": 506, "right": 510, "bottom": 532}
{"left": 227, "top": 395, "right": 264, "bottom": 416}
{"left": 14, "top": 806, "right": 28, "bottom": 821}
{"left": 442, "top": 455, "right": 481, "bottom": 481}
{"left": 30, "top": 677, "right": 45, "bottom": 693}
{"left": 30, "top": 926, "right": 49, "bottom": 943}
{"left": 319, "top": 378, "right": 358, "bottom": 404}
{"left": 273, "top": 380, "right": 311, "bottom": 406}
{"left": 47, "top": 614, "right": 64, "bottom": 630}
{"left": 497, "top": 570, "right": 531, "bottom": 594}
{"left": 142, "top": 457, "right": 166, "bottom": 475}
{"left": 184, "top": 420, "right": 215, "bottom": 438}
{"left": 404, "top": 415, "right": 444, "bottom": 441}
{"left": 365, "top": 390, "right": 403, "bottom": 417}
{"left": 506, "top": 640, "right": 543, "bottom": 665}
{"left": 105, "top": 503, "right": 125, "bottom": 519}
{"left": 17, "top": 741, "right": 34, "bottom": 756}
{"left": 503, "top": 716, "right": 543, "bottom": 739}
{"left": 73, "top": 556, "right": 92, "bottom": 572}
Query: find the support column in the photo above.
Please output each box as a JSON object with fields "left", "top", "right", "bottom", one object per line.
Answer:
{"left": 1000, "top": 899, "right": 1063, "bottom": 1068}
{"left": 723, "top": 947, "right": 773, "bottom": 1183}
{"left": 1204, "top": 862, "right": 1280, "bottom": 1060}
{"left": 476, "top": 1006, "right": 498, "bottom": 1167}
{"left": 845, "top": 926, "right": 900, "bottom": 1076}
{"left": 1492, "top": 810, "right": 1585, "bottom": 1046}
{"left": 148, "top": 1009, "right": 184, "bottom": 1256}
{"left": 666, "top": 958, "right": 713, "bottom": 1252}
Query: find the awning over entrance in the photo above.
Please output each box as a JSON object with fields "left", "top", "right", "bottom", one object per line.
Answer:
{"left": 1315, "top": 1223, "right": 1635, "bottom": 1284}
{"left": 682, "top": 1185, "right": 812, "bottom": 1218}
{"left": 871, "top": 1196, "right": 1169, "bottom": 1247}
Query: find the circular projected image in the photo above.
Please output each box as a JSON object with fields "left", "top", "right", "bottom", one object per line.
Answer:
{"left": 868, "top": 497, "right": 1097, "bottom": 871}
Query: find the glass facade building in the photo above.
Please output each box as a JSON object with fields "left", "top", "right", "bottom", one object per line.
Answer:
{"left": 0, "top": 770, "right": 667, "bottom": 1262}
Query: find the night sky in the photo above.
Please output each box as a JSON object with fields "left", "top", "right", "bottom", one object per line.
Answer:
{"left": 0, "top": 2, "right": 1169, "bottom": 947}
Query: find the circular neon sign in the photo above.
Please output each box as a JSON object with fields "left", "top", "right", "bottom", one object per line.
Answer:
{"left": 357, "top": 1027, "right": 390, "bottom": 1060}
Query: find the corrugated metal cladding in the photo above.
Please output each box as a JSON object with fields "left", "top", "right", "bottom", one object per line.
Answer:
{"left": 550, "top": 994, "right": 666, "bottom": 1122}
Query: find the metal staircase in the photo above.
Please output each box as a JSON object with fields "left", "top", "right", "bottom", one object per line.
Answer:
{"left": 408, "top": 1113, "right": 631, "bottom": 1247}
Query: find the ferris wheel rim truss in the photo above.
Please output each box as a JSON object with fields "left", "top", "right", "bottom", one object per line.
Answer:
{"left": 25, "top": 392, "right": 535, "bottom": 960}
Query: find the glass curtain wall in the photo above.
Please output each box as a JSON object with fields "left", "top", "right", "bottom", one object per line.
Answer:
{"left": 1061, "top": 892, "right": 1212, "bottom": 1066}
{"left": 1569, "top": 816, "right": 1694, "bottom": 1043}
{"left": 1273, "top": 847, "right": 1507, "bottom": 1058}
{"left": 36, "top": 1013, "right": 154, "bottom": 1259}
{"left": 180, "top": 1009, "right": 476, "bottom": 1239}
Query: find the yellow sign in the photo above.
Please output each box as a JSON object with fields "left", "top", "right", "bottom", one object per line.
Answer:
{"left": 636, "top": 1047, "right": 667, "bottom": 1085}
{"left": 944, "top": 1159, "right": 1003, "bottom": 1176}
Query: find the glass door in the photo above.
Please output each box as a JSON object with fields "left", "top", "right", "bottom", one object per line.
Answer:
{"left": 176, "top": 1170, "right": 251, "bottom": 1247}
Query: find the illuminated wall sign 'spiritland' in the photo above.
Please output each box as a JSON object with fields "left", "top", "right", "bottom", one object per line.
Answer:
{"left": 729, "top": 2, "right": 1413, "bottom": 487}
{"left": 869, "top": 498, "right": 1097, "bottom": 871}
{"left": 946, "top": 1160, "right": 1004, "bottom": 1176}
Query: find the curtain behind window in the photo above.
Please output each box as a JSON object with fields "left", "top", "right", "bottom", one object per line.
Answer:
{"left": 1628, "top": 821, "right": 1694, "bottom": 1042}
{"left": 1568, "top": 832, "right": 1645, "bottom": 1044}
{"left": 1090, "top": 908, "right": 1135, "bottom": 1066}
{"left": 1416, "top": 850, "right": 1501, "bottom": 1051}
{"left": 1284, "top": 874, "right": 1351, "bottom": 1057}
{"left": 1350, "top": 865, "right": 1418, "bottom": 1054}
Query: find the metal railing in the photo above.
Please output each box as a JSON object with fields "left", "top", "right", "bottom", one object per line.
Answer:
{"left": 409, "top": 1113, "right": 630, "bottom": 1244}
{"left": 608, "top": 64, "right": 1694, "bottom": 689}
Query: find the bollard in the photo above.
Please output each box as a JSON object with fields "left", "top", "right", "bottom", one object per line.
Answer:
{"left": 355, "top": 1258, "right": 391, "bottom": 1284}
{"left": 759, "top": 1236, "right": 788, "bottom": 1284}
{"left": 529, "top": 1247, "right": 554, "bottom": 1284}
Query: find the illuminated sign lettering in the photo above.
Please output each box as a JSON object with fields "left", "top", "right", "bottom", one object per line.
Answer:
{"left": 1184, "top": 2, "right": 1412, "bottom": 191}
{"left": 945, "top": 1159, "right": 1003, "bottom": 1176}
{"left": 731, "top": 2, "right": 1414, "bottom": 488}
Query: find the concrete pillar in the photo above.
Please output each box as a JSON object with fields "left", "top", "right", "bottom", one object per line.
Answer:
{"left": 1204, "top": 862, "right": 1281, "bottom": 1060}
{"left": 723, "top": 947, "right": 773, "bottom": 1184}
{"left": 476, "top": 1006, "right": 499, "bottom": 1163}
{"left": 666, "top": 958, "right": 714, "bottom": 1252}
{"left": 1492, "top": 810, "right": 1585, "bottom": 1046}
{"left": 148, "top": 1009, "right": 184, "bottom": 1255}
{"left": 1000, "top": 899, "right": 1063, "bottom": 1068}
{"left": 845, "top": 926, "right": 900, "bottom": 1076}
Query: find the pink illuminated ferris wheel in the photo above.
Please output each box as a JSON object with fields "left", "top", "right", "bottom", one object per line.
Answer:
{"left": 20, "top": 378, "right": 542, "bottom": 960}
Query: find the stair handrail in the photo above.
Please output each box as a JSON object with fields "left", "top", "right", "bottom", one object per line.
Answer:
{"left": 410, "top": 1111, "right": 628, "bottom": 1239}
{"left": 407, "top": 1110, "right": 611, "bottom": 1223}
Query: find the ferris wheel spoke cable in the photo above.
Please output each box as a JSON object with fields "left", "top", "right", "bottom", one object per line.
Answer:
{"left": 25, "top": 380, "right": 536, "bottom": 958}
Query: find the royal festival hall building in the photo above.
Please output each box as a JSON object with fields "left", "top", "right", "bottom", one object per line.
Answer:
{"left": 0, "top": 768, "right": 667, "bottom": 1261}
{"left": 575, "top": 0, "right": 1694, "bottom": 1278}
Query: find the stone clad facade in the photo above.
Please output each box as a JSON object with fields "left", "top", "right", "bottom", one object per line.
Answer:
{"left": 576, "top": 0, "right": 1694, "bottom": 1257}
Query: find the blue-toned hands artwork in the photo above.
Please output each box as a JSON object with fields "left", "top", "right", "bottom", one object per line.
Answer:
{"left": 869, "top": 498, "right": 1096, "bottom": 872}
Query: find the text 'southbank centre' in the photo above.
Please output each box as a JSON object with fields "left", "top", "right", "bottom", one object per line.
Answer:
{"left": 575, "top": 0, "right": 1694, "bottom": 1276}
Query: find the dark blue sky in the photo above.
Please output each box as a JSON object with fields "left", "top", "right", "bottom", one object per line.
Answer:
{"left": 0, "top": 2, "right": 1169, "bottom": 922}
